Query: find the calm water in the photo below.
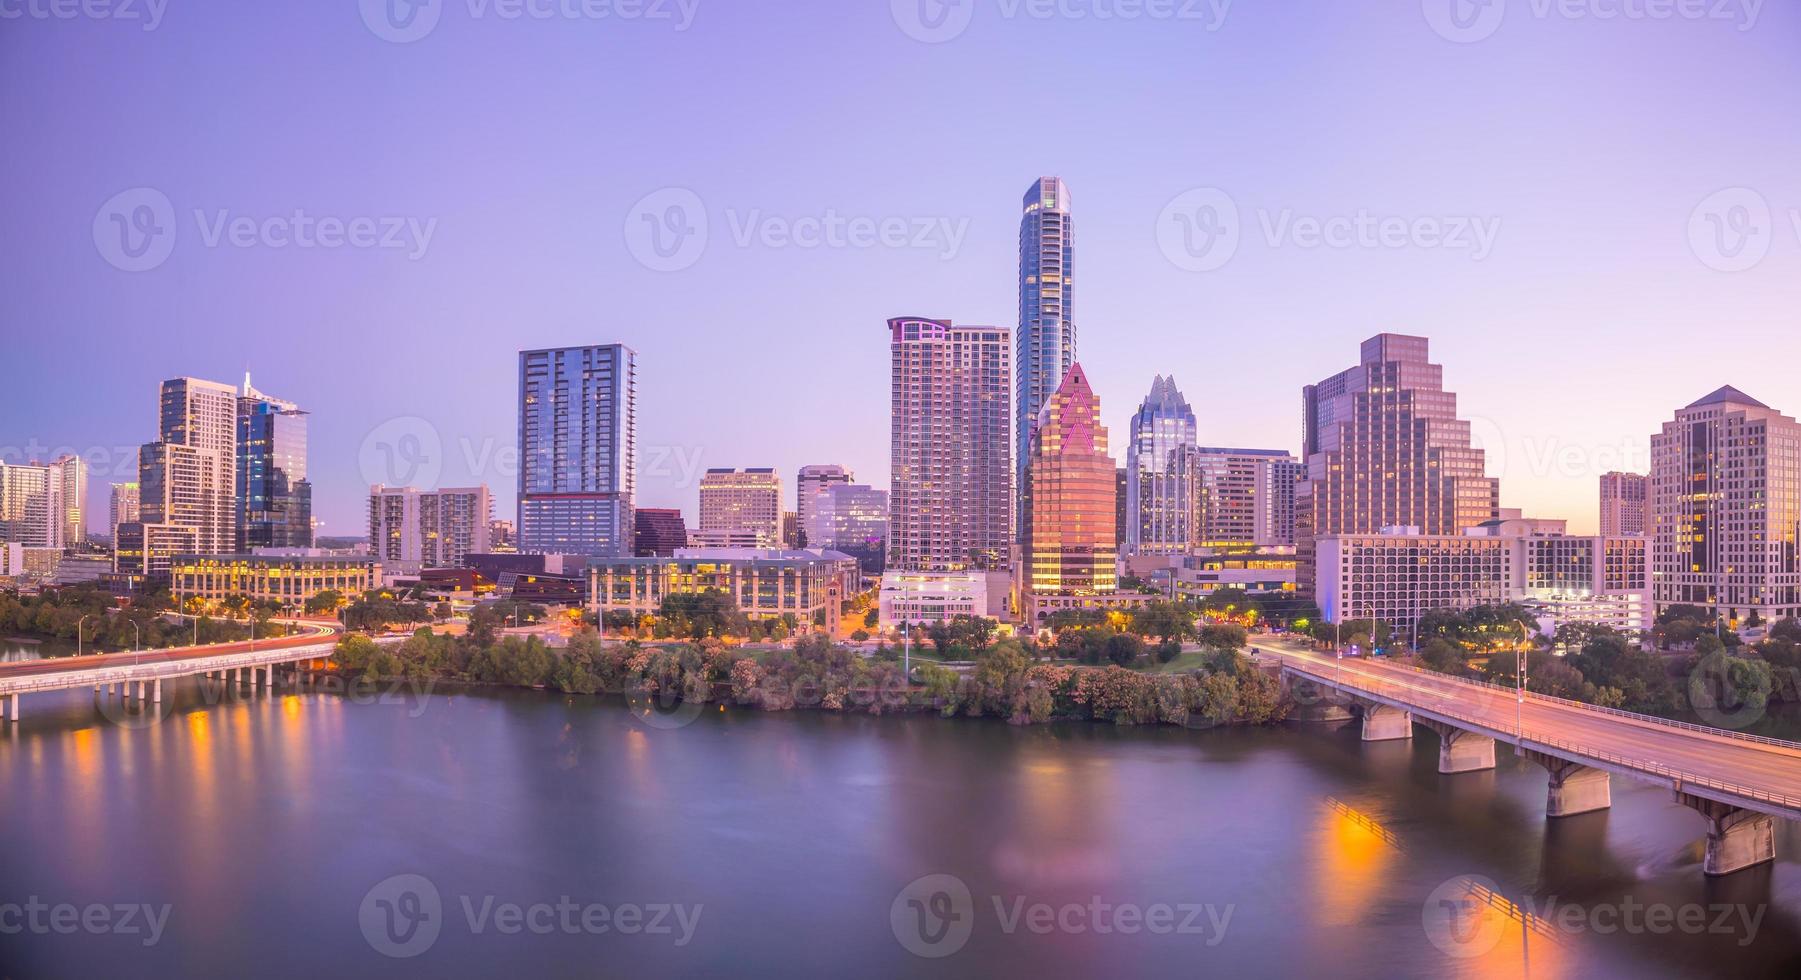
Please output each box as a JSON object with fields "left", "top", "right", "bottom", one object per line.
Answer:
{"left": 1, "top": 642, "right": 1799, "bottom": 979}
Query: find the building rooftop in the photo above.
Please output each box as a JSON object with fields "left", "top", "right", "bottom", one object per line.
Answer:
{"left": 1685, "top": 385, "right": 1768, "bottom": 410}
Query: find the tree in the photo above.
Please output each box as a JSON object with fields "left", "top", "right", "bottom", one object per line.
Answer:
{"left": 1104, "top": 632, "right": 1144, "bottom": 668}
{"left": 1418, "top": 638, "right": 1469, "bottom": 676}
{"left": 304, "top": 590, "right": 345, "bottom": 615}
{"left": 1130, "top": 602, "right": 1193, "bottom": 644}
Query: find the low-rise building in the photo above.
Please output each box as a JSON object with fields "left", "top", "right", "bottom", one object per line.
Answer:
{"left": 878, "top": 571, "right": 991, "bottom": 628}
{"left": 588, "top": 547, "right": 858, "bottom": 623}
{"left": 170, "top": 553, "right": 379, "bottom": 607}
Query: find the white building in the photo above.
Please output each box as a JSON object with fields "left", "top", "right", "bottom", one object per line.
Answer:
{"left": 878, "top": 571, "right": 998, "bottom": 628}
{"left": 0, "top": 460, "right": 63, "bottom": 549}
{"left": 109, "top": 481, "right": 140, "bottom": 544}
{"left": 369, "top": 485, "right": 494, "bottom": 574}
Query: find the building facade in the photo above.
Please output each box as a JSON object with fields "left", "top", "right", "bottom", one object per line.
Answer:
{"left": 589, "top": 548, "right": 859, "bottom": 623}
{"left": 369, "top": 485, "right": 494, "bottom": 572}
{"left": 517, "top": 344, "right": 636, "bottom": 557}
{"left": 236, "top": 376, "right": 312, "bottom": 551}
{"left": 1192, "top": 448, "right": 1301, "bottom": 549}
{"left": 171, "top": 553, "right": 377, "bottom": 607}
{"left": 888, "top": 316, "right": 1012, "bottom": 572}
{"left": 1124, "top": 375, "right": 1200, "bottom": 556}
{"left": 109, "top": 482, "right": 139, "bottom": 544}
{"left": 804, "top": 483, "right": 888, "bottom": 552}
{"left": 1023, "top": 364, "right": 1116, "bottom": 596}
{"left": 1253, "top": 457, "right": 1306, "bottom": 548}
{"left": 1016, "top": 177, "right": 1075, "bottom": 533}
{"left": 795, "top": 464, "right": 852, "bottom": 543}
{"left": 698, "top": 468, "right": 782, "bottom": 547}
{"left": 0, "top": 461, "right": 62, "bottom": 549}
{"left": 1599, "top": 471, "right": 1651, "bottom": 537}
{"left": 118, "top": 376, "right": 240, "bottom": 577}
{"left": 878, "top": 570, "right": 992, "bottom": 628}
{"left": 633, "top": 507, "right": 689, "bottom": 557}
{"left": 1650, "top": 386, "right": 1801, "bottom": 624}
{"left": 1316, "top": 532, "right": 1517, "bottom": 642}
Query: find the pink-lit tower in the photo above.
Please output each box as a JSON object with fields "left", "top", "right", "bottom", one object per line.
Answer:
{"left": 1024, "top": 363, "right": 1117, "bottom": 596}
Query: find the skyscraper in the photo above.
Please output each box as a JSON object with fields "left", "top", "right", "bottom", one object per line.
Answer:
{"left": 888, "top": 316, "right": 1011, "bottom": 572}
{"left": 0, "top": 461, "right": 62, "bottom": 548}
{"left": 698, "top": 468, "right": 783, "bottom": 546}
{"left": 369, "top": 485, "right": 494, "bottom": 571}
{"left": 237, "top": 375, "right": 312, "bottom": 551}
{"left": 632, "top": 508, "right": 688, "bottom": 557}
{"left": 804, "top": 483, "right": 888, "bottom": 552}
{"left": 517, "top": 344, "right": 636, "bottom": 557}
{"left": 1301, "top": 334, "right": 1498, "bottom": 535}
{"left": 125, "top": 377, "right": 239, "bottom": 571}
{"left": 53, "top": 454, "right": 85, "bottom": 547}
{"left": 1124, "top": 375, "right": 1200, "bottom": 556}
{"left": 795, "top": 464, "right": 852, "bottom": 544}
{"left": 1253, "top": 457, "right": 1306, "bottom": 548}
{"left": 109, "top": 482, "right": 140, "bottom": 543}
{"left": 1599, "top": 471, "right": 1651, "bottom": 538}
{"left": 1016, "top": 177, "right": 1074, "bottom": 531}
{"left": 1650, "top": 387, "right": 1801, "bottom": 624}
{"left": 1193, "top": 448, "right": 1301, "bottom": 549}
{"left": 1024, "top": 364, "right": 1116, "bottom": 596}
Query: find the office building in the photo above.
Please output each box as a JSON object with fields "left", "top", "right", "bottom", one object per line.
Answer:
{"left": 118, "top": 376, "right": 239, "bottom": 576}
{"left": 633, "top": 507, "right": 689, "bottom": 557}
{"left": 1023, "top": 363, "right": 1116, "bottom": 596}
{"left": 109, "top": 482, "right": 139, "bottom": 544}
{"left": 796, "top": 464, "right": 852, "bottom": 543}
{"left": 1017, "top": 177, "right": 1075, "bottom": 532}
{"left": 698, "top": 468, "right": 783, "bottom": 546}
{"left": 518, "top": 344, "right": 636, "bottom": 557}
{"left": 1599, "top": 471, "right": 1651, "bottom": 538}
{"left": 589, "top": 547, "right": 859, "bottom": 623}
{"left": 878, "top": 570, "right": 997, "bottom": 628}
{"left": 1193, "top": 447, "right": 1301, "bottom": 550}
{"left": 888, "top": 316, "right": 1012, "bottom": 571}
{"left": 804, "top": 483, "right": 888, "bottom": 551}
{"left": 1254, "top": 457, "right": 1306, "bottom": 548}
{"left": 1650, "top": 386, "right": 1801, "bottom": 624}
{"left": 236, "top": 375, "right": 312, "bottom": 551}
{"left": 369, "top": 485, "right": 494, "bottom": 573}
{"left": 171, "top": 553, "right": 378, "bottom": 607}
{"left": 1124, "top": 375, "right": 1201, "bottom": 556}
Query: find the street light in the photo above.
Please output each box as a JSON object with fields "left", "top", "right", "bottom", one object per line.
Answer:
{"left": 1515, "top": 621, "right": 1528, "bottom": 742}
{"left": 76, "top": 614, "right": 92, "bottom": 657}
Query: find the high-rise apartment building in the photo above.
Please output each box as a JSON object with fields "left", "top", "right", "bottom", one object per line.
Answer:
{"left": 1254, "top": 457, "right": 1306, "bottom": 548}
{"left": 1650, "top": 387, "right": 1801, "bottom": 624}
{"left": 109, "top": 482, "right": 140, "bottom": 543}
{"left": 632, "top": 508, "right": 688, "bottom": 557}
{"left": 369, "top": 485, "right": 494, "bottom": 571}
{"left": 698, "top": 468, "right": 783, "bottom": 546}
{"left": 1300, "top": 334, "right": 1499, "bottom": 575}
{"left": 517, "top": 345, "right": 636, "bottom": 557}
{"left": 1016, "top": 177, "right": 1074, "bottom": 531}
{"left": 1124, "top": 376, "right": 1200, "bottom": 556}
{"left": 796, "top": 464, "right": 852, "bottom": 543}
{"left": 1024, "top": 364, "right": 1116, "bottom": 596}
{"left": 1193, "top": 448, "right": 1301, "bottom": 550}
{"left": 53, "top": 454, "right": 85, "bottom": 547}
{"left": 888, "top": 316, "right": 1012, "bottom": 572}
{"left": 237, "top": 375, "right": 312, "bottom": 551}
{"left": 804, "top": 483, "right": 888, "bottom": 551}
{"left": 119, "top": 376, "right": 239, "bottom": 576}
{"left": 1599, "top": 471, "right": 1651, "bottom": 538}
{"left": 0, "top": 461, "right": 62, "bottom": 549}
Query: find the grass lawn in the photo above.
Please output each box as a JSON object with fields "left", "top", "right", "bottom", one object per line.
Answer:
{"left": 1141, "top": 650, "right": 1217, "bottom": 674}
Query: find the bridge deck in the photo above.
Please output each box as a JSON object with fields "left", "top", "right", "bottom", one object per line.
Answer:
{"left": 1261, "top": 638, "right": 1801, "bottom": 820}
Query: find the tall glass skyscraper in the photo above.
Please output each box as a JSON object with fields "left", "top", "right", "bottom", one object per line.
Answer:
{"left": 237, "top": 375, "right": 312, "bottom": 550}
{"left": 1016, "top": 177, "right": 1074, "bottom": 530}
{"left": 517, "top": 344, "right": 636, "bottom": 557}
{"left": 1124, "top": 375, "right": 1200, "bottom": 556}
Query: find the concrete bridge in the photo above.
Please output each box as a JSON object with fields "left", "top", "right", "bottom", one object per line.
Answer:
{"left": 0, "top": 619, "right": 369, "bottom": 723}
{"left": 1257, "top": 639, "right": 1801, "bottom": 877}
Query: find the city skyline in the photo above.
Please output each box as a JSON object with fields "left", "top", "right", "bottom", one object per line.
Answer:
{"left": 6, "top": 2, "right": 1801, "bottom": 539}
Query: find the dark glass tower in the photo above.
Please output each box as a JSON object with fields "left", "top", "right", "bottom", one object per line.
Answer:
{"left": 1016, "top": 177, "right": 1074, "bottom": 534}
{"left": 236, "top": 376, "right": 312, "bottom": 550}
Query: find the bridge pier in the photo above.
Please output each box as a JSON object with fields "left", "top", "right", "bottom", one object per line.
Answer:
{"left": 1358, "top": 701, "right": 1413, "bottom": 741}
{"left": 1418, "top": 720, "right": 1496, "bottom": 773}
{"left": 1675, "top": 791, "right": 1776, "bottom": 876}
{"left": 6, "top": 693, "right": 16, "bottom": 722}
{"left": 152, "top": 679, "right": 162, "bottom": 704}
{"left": 1522, "top": 749, "right": 1611, "bottom": 817}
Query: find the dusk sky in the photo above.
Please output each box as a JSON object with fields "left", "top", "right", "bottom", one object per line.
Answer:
{"left": 5, "top": 0, "right": 1798, "bottom": 538}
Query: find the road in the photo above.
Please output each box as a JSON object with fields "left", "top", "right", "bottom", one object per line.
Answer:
{"left": 1257, "top": 635, "right": 1801, "bottom": 816}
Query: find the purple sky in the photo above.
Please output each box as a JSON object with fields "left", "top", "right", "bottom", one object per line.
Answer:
{"left": 4, "top": 0, "right": 1798, "bottom": 538}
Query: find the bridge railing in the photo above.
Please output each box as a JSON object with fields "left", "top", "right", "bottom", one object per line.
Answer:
{"left": 1261, "top": 648, "right": 1801, "bottom": 753}
{"left": 1275, "top": 659, "right": 1801, "bottom": 814}
{"left": 0, "top": 642, "right": 341, "bottom": 695}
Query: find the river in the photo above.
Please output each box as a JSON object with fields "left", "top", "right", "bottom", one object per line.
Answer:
{"left": 0, "top": 641, "right": 1798, "bottom": 978}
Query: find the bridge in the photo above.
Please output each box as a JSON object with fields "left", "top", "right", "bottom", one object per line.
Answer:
{"left": 1256, "top": 638, "right": 1801, "bottom": 877}
{"left": 0, "top": 618, "right": 359, "bottom": 723}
